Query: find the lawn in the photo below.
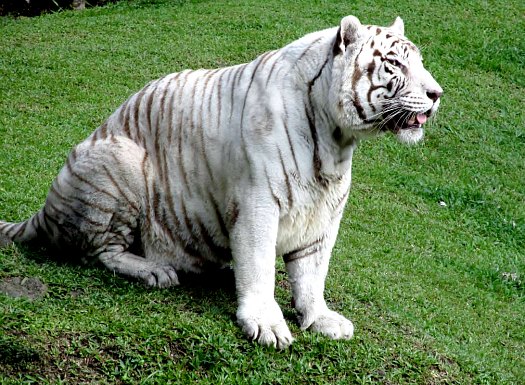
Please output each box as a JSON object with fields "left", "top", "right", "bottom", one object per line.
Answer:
{"left": 0, "top": 0, "right": 523, "bottom": 383}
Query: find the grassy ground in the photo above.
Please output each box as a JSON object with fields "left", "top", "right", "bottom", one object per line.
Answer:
{"left": 0, "top": 0, "right": 523, "bottom": 383}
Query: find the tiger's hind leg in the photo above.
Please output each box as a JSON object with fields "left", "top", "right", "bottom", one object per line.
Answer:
{"left": 49, "top": 135, "right": 180, "bottom": 288}
{"left": 97, "top": 247, "right": 180, "bottom": 288}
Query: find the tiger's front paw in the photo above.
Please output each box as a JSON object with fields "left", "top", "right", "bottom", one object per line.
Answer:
{"left": 236, "top": 300, "right": 294, "bottom": 349}
{"left": 306, "top": 309, "right": 354, "bottom": 340}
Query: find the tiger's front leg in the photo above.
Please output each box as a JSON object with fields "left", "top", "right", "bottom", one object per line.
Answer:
{"left": 230, "top": 200, "right": 294, "bottom": 349}
{"left": 284, "top": 225, "right": 354, "bottom": 340}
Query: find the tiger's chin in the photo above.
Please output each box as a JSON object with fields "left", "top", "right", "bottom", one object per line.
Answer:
{"left": 395, "top": 126, "right": 424, "bottom": 145}
{"left": 383, "top": 112, "right": 429, "bottom": 145}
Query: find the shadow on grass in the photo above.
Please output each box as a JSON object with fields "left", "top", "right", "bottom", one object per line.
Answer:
{"left": 0, "top": 334, "right": 41, "bottom": 367}
{"left": 9, "top": 242, "right": 237, "bottom": 304}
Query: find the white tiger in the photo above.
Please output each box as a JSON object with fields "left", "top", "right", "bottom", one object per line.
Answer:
{"left": 0, "top": 15, "right": 442, "bottom": 348}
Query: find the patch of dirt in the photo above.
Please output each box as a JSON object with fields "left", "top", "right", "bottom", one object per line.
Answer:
{"left": 0, "top": 276, "right": 48, "bottom": 300}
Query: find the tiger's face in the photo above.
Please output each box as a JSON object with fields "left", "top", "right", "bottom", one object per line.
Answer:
{"left": 334, "top": 16, "right": 443, "bottom": 144}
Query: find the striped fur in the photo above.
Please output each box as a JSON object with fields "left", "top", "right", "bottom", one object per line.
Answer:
{"left": 0, "top": 16, "right": 442, "bottom": 348}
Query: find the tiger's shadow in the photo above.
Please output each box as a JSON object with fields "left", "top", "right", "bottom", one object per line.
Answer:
{"left": 12, "top": 245, "right": 299, "bottom": 325}
{"left": 15, "top": 244, "right": 238, "bottom": 303}
{"left": 6, "top": 245, "right": 300, "bottom": 347}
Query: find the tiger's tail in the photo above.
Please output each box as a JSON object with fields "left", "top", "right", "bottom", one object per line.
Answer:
{"left": 0, "top": 209, "right": 45, "bottom": 248}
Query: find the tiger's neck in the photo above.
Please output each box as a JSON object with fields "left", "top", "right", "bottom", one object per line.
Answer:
{"left": 286, "top": 28, "right": 357, "bottom": 177}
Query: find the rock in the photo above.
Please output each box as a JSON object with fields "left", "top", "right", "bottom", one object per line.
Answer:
{"left": 0, "top": 277, "right": 47, "bottom": 301}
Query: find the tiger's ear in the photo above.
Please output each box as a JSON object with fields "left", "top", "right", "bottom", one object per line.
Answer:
{"left": 390, "top": 16, "right": 405, "bottom": 35}
{"left": 334, "top": 15, "right": 363, "bottom": 55}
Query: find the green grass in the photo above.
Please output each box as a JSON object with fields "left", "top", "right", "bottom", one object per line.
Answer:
{"left": 1, "top": 0, "right": 524, "bottom": 383}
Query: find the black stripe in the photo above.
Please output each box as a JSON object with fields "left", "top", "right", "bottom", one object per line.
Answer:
{"left": 119, "top": 101, "right": 131, "bottom": 138}
{"left": 66, "top": 157, "right": 119, "bottom": 202}
{"left": 295, "top": 36, "right": 323, "bottom": 65}
{"left": 101, "top": 161, "right": 139, "bottom": 213}
{"left": 187, "top": 75, "right": 198, "bottom": 134}
{"left": 366, "top": 60, "right": 377, "bottom": 108}
{"left": 33, "top": 210, "right": 44, "bottom": 236}
{"left": 166, "top": 74, "right": 183, "bottom": 147}
{"left": 90, "top": 129, "right": 99, "bottom": 146}
{"left": 160, "top": 153, "right": 201, "bottom": 259}
{"left": 228, "top": 201, "right": 239, "bottom": 228}
{"left": 176, "top": 121, "right": 190, "bottom": 195}
{"left": 351, "top": 65, "right": 368, "bottom": 121}
{"left": 331, "top": 189, "right": 350, "bottom": 219}
{"left": 240, "top": 52, "right": 272, "bottom": 127}
{"left": 141, "top": 154, "right": 152, "bottom": 221}
{"left": 180, "top": 199, "right": 205, "bottom": 256}
{"left": 70, "top": 147, "right": 77, "bottom": 162}
{"left": 283, "top": 236, "right": 326, "bottom": 263}
{"left": 42, "top": 209, "right": 61, "bottom": 232}
{"left": 8, "top": 222, "right": 26, "bottom": 240}
{"left": 216, "top": 68, "right": 229, "bottom": 131}
{"left": 281, "top": 103, "right": 300, "bottom": 177}
{"left": 158, "top": 75, "right": 174, "bottom": 127}
{"left": 278, "top": 149, "right": 294, "bottom": 209}
{"left": 150, "top": 179, "right": 162, "bottom": 226}
{"left": 99, "top": 121, "right": 108, "bottom": 139}
{"left": 202, "top": 69, "right": 218, "bottom": 123}
{"left": 145, "top": 83, "right": 158, "bottom": 136}
{"left": 195, "top": 217, "right": 230, "bottom": 259}
{"left": 47, "top": 198, "right": 108, "bottom": 230}
{"left": 264, "top": 53, "right": 280, "bottom": 87}
{"left": 131, "top": 88, "right": 147, "bottom": 143}
{"left": 265, "top": 168, "right": 282, "bottom": 210}
{"left": 199, "top": 70, "right": 219, "bottom": 185}
{"left": 172, "top": 73, "right": 190, "bottom": 196}
{"left": 208, "top": 193, "right": 229, "bottom": 239}
{"left": 333, "top": 26, "right": 342, "bottom": 55}
{"left": 153, "top": 92, "right": 164, "bottom": 181}
{"left": 228, "top": 65, "right": 246, "bottom": 123}
{"left": 161, "top": 154, "right": 184, "bottom": 237}
{"left": 304, "top": 104, "right": 323, "bottom": 186}
{"left": 305, "top": 53, "right": 332, "bottom": 187}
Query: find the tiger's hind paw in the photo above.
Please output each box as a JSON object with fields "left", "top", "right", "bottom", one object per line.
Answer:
{"left": 98, "top": 251, "right": 180, "bottom": 289}
{"left": 142, "top": 265, "right": 180, "bottom": 288}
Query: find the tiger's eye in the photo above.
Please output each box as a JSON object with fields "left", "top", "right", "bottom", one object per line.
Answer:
{"left": 389, "top": 58, "right": 401, "bottom": 67}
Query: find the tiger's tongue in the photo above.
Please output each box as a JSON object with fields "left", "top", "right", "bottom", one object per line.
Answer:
{"left": 404, "top": 113, "right": 428, "bottom": 128}
{"left": 416, "top": 113, "right": 427, "bottom": 124}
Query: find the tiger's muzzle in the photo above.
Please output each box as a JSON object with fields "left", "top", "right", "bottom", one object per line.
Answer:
{"left": 383, "top": 88, "right": 442, "bottom": 133}
{"left": 381, "top": 109, "right": 431, "bottom": 133}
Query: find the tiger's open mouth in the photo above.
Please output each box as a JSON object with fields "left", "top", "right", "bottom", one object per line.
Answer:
{"left": 382, "top": 110, "right": 431, "bottom": 132}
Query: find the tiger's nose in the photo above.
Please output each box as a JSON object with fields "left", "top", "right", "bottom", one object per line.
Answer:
{"left": 426, "top": 89, "right": 443, "bottom": 102}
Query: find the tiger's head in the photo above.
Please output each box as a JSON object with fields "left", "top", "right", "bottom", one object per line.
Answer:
{"left": 330, "top": 16, "right": 443, "bottom": 144}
